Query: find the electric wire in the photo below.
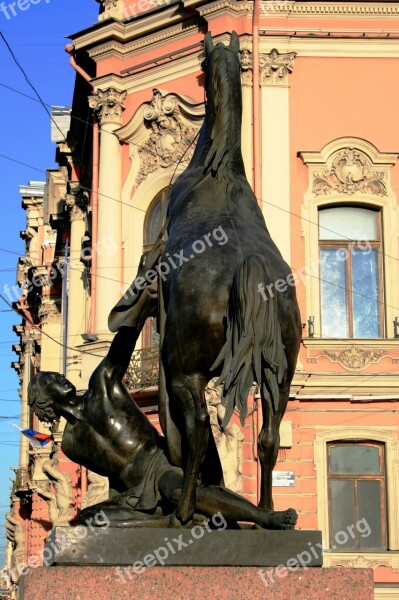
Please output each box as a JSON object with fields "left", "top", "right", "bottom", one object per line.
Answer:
{"left": 1, "top": 33, "right": 399, "bottom": 395}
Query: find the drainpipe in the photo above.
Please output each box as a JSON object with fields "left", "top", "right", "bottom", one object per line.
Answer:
{"left": 90, "top": 115, "right": 99, "bottom": 335}
{"left": 253, "top": 0, "right": 262, "bottom": 206}
{"left": 65, "top": 45, "right": 93, "bottom": 86}
{"left": 64, "top": 45, "right": 98, "bottom": 335}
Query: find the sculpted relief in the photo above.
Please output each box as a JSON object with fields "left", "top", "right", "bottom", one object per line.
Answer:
{"left": 205, "top": 379, "right": 244, "bottom": 494}
{"left": 117, "top": 88, "right": 205, "bottom": 189}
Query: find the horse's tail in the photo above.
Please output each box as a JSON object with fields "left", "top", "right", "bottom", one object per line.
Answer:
{"left": 211, "top": 254, "right": 287, "bottom": 427}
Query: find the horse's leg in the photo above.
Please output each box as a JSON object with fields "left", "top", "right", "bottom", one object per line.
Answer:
{"left": 258, "top": 386, "right": 290, "bottom": 511}
{"left": 171, "top": 375, "right": 209, "bottom": 525}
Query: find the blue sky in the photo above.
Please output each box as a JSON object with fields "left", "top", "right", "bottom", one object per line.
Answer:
{"left": 0, "top": 0, "right": 98, "bottom": 563}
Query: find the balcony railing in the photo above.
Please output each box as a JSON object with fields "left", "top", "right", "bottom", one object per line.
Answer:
{"left": 124, "top": 347, "right": 159, "bottom": 391}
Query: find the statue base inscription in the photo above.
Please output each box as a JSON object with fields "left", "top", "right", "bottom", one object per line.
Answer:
{"left": 44, "top": 527, "right": 323, "bottom": 567}
{"left": 19, "top": 566, "right": 374, "bottom": 600}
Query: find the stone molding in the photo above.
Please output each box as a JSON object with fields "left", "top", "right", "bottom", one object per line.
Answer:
{"left": 38, "top": 300, "right": 62, "bottom": 325}
{"left": 65, "top": 190, "right": 88, "bottom": 221}
{"left": 117, "top": 88, "right": 204, "bottom": 187}
{"left": 89, "top": 88, "right": 127, "bottom": 125}
{"left": 192, "top": 0, "right": 399, "bottom": 19}
{"left": 260, "top": 48, "right": 296, "bottom": 86}
{"left": 302, "top": 339, "right": 399, "bottom": 371}
{"left": 304, "top": 146, "right": 394, "bottom": 198}
{"left": 283, "top": 2, "right": 399, "bottom": 18}
{"left": 325, "top": 553, "right": 399, "bottom": 571}
{"left": 239, "top": 49, "right": 253, "bottom": 86}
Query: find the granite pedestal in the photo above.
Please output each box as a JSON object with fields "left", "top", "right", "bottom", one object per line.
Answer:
{"left": 19, "top": 566, "right": 374, "bottom": 600}
{"left": 43, "top": 527, "right": 323, "bottom": 567}
{"left": 18, "top": 528, "right": 375, "bottom": 599}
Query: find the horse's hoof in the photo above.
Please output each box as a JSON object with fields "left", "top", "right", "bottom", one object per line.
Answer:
{"left": 168, "top": 511, "right": 193, "bottom": 528}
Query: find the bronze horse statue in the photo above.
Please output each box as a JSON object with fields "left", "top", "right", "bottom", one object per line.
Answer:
{"left": 159, "top": 31, "right": 302, "bottom": 525}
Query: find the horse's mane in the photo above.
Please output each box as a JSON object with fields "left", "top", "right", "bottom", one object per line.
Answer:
{"left": 203, "top": 47, "right": 241, "bottom": 187}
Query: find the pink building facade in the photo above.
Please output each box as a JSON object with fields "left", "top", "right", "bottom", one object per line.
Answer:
{"left": 7, "top": 3, "right": 399, "bottom": 598}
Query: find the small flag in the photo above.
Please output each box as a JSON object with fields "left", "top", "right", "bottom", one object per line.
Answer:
{"left": 12, "top": 424, "right": 51, "bottom": 448}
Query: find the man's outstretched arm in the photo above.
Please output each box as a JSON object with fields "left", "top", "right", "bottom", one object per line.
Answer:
{"left": 93, "top": 281, "right": 158, "bottom": 383}
{"left": 108, "top": 240, "right": 165, "bottom": 332}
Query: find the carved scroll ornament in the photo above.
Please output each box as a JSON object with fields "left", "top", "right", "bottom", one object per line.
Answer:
{"left": 136, "top": 89, "right": 199, "bottom": 185}
{"left": 313, "top": 147, "right": 388, "bottom": 197}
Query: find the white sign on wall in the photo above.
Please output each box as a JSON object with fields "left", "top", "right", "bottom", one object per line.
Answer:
{"left": 272, "top": 471, "right": 295, "bottom": 487}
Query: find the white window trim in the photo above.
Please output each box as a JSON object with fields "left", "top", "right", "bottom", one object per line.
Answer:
{"left": 300, "top": 138, "right": 399, "bottom": 339}
{"left": 314, "top": 427, "right": 399, "bottom": 555}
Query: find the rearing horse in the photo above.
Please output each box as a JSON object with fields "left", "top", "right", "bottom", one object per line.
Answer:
{"left": 161, "top": 31, "right": 301, "bottom": 525}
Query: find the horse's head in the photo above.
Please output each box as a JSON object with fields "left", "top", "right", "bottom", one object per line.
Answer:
{"left": 198, "top": 31, "right": 244, "bottom": 180}
{"left": 201, "top": 31, "right": 241, "bottom": 82}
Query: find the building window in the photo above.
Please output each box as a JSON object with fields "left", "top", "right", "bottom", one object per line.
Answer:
{"left": 319, "top": 206, "right": 383, "bottom": 338}
{"left": 144, "top": 187, "right": 168, "bottom": 250}
{"left": 328, "top": 442, "right": 387, "bottom": 550}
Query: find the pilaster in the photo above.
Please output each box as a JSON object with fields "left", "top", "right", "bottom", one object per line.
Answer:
{"left": 88, "top": 88, "right": 126, "bottom": 336}
{"left": 65, "top": 188, "right": 88, "bottom": 386}
{"left": 260, "top": 48, "right": 296, "bottom": 264}
{"left": 239, "top": 48, "right": 253, "bottom": 185}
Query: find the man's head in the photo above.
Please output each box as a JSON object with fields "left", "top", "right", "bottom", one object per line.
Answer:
{"left": 28, "top": 372, "right": 77, "bottom": 423}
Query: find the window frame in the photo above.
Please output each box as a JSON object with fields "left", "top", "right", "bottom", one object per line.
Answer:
{"left": 318, "top": 206, "right": 384, "bottom": 339}
{"left": 327, "top": 440, "right": 387, "bottom": 551}
{"left": 300, "top": 137, "right": 399, "bottom": 340}
{"left": 314, "top": 428, "right": 399, "bottom": 553}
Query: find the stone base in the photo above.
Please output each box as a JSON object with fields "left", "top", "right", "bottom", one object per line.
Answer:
{"left": 44, "top": 527, "right": 323, "bottom": 567}
{"left": 19, "top": 566, "right": 374, "bottom": 600}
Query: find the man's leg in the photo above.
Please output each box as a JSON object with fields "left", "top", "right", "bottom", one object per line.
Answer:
{"left": 157, "top": 469, "right": 297, "bottom": 530}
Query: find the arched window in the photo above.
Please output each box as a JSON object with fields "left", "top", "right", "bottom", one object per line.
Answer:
{"left": 328, "top": 441, "right": 387, "bottom": 550}
{"left": 319, "top": 206, "right": 383, "bottom": 338}
{"left": 143, "top": 187, "right": 169, "bottom": 250}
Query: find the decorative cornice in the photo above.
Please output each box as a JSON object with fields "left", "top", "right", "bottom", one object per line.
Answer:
{"left": 190, "top": 0, "right": 399, "bottom": 19}
{"left": 194, "top": 0, "right": 252, "bottom": 18}
{"left": 88, "top": 88, "right": 126, "bottom": 125}
{"left": 286, "top": 2, "right": 399, "bottom": 18}
{"left": 259, "top": 48, "right": 296, "bottom": 86}
{"left": 88, "top": 23, "right": 201, "bottom": 61}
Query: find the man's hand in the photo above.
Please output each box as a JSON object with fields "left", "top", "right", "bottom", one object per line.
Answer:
{"left": 132, "top": 280, "right": 158, "bottom": 332}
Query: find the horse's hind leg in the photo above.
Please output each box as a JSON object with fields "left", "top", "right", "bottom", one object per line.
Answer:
{"left": 171, "top": 375, "right": 210, "bottom": 525}
{"left": 258, "top": 387, "right": 289, "bottom": 511}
